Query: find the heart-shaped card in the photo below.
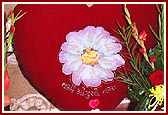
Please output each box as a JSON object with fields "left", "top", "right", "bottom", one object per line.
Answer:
{"left": 14, "top": 4, "right": 158, "bottom": 111}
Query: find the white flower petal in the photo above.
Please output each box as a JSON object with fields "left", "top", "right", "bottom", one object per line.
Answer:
{"left": 66, "top": 32, "right": 84, "bottom": 53}
{"left": 81, "top": 66, "right": 101, "bottom": 87}
{"left": 98, "top": 54, "right": 125, "bottom": 70}
{"left": 95, "top": 27, "right": 109, "bottom": 35}
{"left": 62, "top": 57, "right": 82, "bottom": 75}
{"left": 94, "top": 65, "right": 114, "bottom": 82}
{"left": 94, "top": 38, "right": 115, "bottom": 51}
{"left": 93, "top": 37, "right": 109, "bottom": 51}
{"left": 108, "top": 36, "right": 119, "bottom": 42}
{"left": 59, "top": 51, "right": 69, "bottom": 63}
{"left": 80, "top": 26, "right": 97, "bottom": 48}
{"left": 99, "top": 38, "right": 122, "bottom": 56}
{"left": 66, "top": 32, "right": 82, "bottom": 43}
{"left": 59, "top": 51, "right": 78, "bottom": 63}
{"left": 61, "top": 42, "right": 83, "bottom": 54}
{"left": 72, "top": 64, "right": 87, "bottom": 86}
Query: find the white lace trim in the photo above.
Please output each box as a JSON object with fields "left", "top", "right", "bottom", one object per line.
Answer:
{"left": 10, "top": 93, "right": 60, "bottom": 111}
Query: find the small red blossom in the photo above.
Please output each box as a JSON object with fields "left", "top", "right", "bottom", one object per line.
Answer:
{"left": 139, "top": 47, "right": 145, "bottom": 54}
{"left": 138, "top": 30, "right": 147, "bottom": 41}
{"left": 9, "top": 10, "right": 13, "bottom": 17}
{"left": 149, "top": 70, "right": 164, "bottom": 86}
{"left": 10, "top": 26, "right": 15, "bottom": 35}
{"left": 150, "top": 55, "right": 156, "bottom": 62}
{"left": 132, "top": 28, "right": 136, "bottom": 34}
{"left": 132, "top": 27, "right": 138, "bottom": 36}
{"left": 4, "top": 70, "right": 10, "bottom": 92}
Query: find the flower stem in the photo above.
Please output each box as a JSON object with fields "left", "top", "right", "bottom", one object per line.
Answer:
{"left": 4, "top": 11, "right": 26, "bottom": 69}
{"left": 117, "top": 26, "right": 151, "bottom": 90}
{"left": 124, "top": 4, "right": 155, "bottom": 71}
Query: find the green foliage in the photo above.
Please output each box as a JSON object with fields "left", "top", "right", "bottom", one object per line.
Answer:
{"left": 4, "top": 10, "right": 26, "bottom": 69}
{"left": 148, "top": 4, "right": 164, "bottom": 71}
{"left": 115, "top": 4, "right": 164, "bottom": 111}
{"left": 148, "top": 44, "right": 164, "bottom": 71}
{"left": 135, "top": 96, "right": 150, "bottom": 111}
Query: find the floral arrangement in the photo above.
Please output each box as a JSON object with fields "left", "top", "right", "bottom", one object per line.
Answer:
{"left": 4, "top": 10, "right": 26, "bottom": 108}
{"left": 115, "top": 4, "right": 164, "bottom": 111}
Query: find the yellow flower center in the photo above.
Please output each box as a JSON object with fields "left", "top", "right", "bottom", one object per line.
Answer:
{"left": 80, "top": 47, "right": 99, "bottom": 66}
{"left": 148, "top": 84, "right": 164, "bottom": 111}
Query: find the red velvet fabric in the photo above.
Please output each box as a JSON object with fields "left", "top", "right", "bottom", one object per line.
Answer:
{"left": 14, "top": 4, "right": 158, "bottom": 111}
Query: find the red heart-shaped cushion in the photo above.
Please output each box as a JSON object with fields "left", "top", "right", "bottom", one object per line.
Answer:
{"left": 14, "top": 4, "right": 157, "bottom": 111}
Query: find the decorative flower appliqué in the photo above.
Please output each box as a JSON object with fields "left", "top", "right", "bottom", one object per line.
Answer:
{"left": 59, "top": 26, "right": 125, "bottom": 87}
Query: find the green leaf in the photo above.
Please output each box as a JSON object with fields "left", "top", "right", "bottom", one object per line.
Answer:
{"left": 126, "top": 28, "right": 132, "bottom": 44}
{"left": 141, "top": 61, "right": 152, "bottom": 76}
{"left": 135, "top": 53, "right": 140, "bottom": 68}
{"left": 125, "top": 25, "right": 132, "bottom": 30}
{"left": 158, "top": 13, "right": 162, "bottom": 39}
{"left": 11, "top": 12, "right": 15, "bottom": 25}
{"left": 117, "top": 29, "right": 125, "bottom": 40}
{"left": 7, "top": 34, "right": 14, "bottom": 48}
{"left": 132, "top": 85, "right": 144, "bottom": 96}
{"left": 135, "top": 96, "right": 150, "bottom": 111}
{"left": 161, "top": 5, "right": 164, "bottom": 43}
{"left": 148, "top": 25, "right": 160, "bottom": 42}
{"left": 116, "top": 70, "right": 125, "bottom": 76}
{"left": 15, "top": 12, "right": 27, "bottom": 21}
{"left": 127, "top": 87, "right": 139, "bottom": 101}
{"left": 131, "top": 43, "right": 137, "bottom": 58}
{"left": 118, "top": 80, "right": 134, "bottom": 85}
{"left": 119, "top": 42, "right": 127, "bottom": 46}
{"left": 128, "top": 43, "right": 133, "bottom": 49}
{"left": 130, "top": 60, "right": 136, "bottom": 70}
{"left": 148, "top": 44, "right": 164, "bottom": 71}
{"left": 116, "top": 21, "right": 122, "bottom": 30}
{"left": 4, "top": 45, "right": 7, "bottom": 57}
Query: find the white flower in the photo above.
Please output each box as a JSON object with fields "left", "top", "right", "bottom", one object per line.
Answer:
{"left": 59, "top": 26, "right": 125, "bottom": 87}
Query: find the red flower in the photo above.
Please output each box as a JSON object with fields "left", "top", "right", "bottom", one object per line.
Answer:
{"left": 4, "top": 70, "right": 10, "bottom": 93}
{"left": 150, "top": 55, "right": 156, "bottom": 62}
{"left": 149, "top": 70, "right": 164, "bottom": 86}
{"left": 139, "top": 47, "right": 145, "bottom": 54}
{"left": 138, "top": 30, "right": 147, "bottom": 41}
{"left": 10, "top": 26, "right": 15, "bottom": 35}
{"left": 9, "top": 10, "right": 13, "bottom": 17}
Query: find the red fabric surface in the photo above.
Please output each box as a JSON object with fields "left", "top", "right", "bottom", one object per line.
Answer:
{"left": 14, "top": 4, "right": 158, "bottom": 111}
